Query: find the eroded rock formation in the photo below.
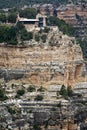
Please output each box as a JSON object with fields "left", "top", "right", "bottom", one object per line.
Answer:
{"left": 0, "top": 28, "right": 85, "bottom": 88}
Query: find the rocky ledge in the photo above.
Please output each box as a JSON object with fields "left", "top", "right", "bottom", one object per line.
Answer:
{"left": 0, "top": 27, "right": 85, "bottom": 88}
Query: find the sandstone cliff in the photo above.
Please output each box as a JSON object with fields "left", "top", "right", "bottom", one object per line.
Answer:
{"left": 0, "top": 27, "right": 85, "bottom": 88}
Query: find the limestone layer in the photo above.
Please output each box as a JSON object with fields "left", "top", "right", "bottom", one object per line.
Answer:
{"left": 0, "top": 29, "right": 85, "bottom": 87}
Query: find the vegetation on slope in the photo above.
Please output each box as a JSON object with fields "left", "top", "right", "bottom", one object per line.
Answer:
{"left": 76, "top": 38, "right": 87, "bottom": 60}
{"left": 0, "top": 25, "right": 17, "bottom": 45}
{"left": 47, "top": 16, "right": 75, "bottom": 37}
{"left": 0, "top": 0, "right": 68, "bottom": 8}
{"left": 59, "top": 85, "right": 73, "bottom": 99}
{"left": 19, "top": 8, "right": 37, "bottom": 19}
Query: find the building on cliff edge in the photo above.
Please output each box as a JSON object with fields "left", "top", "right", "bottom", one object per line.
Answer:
{"left": 17, "top": 13, "right": 47, "bottom": 31}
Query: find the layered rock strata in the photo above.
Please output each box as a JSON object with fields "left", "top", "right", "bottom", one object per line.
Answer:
{"left": 0, "top": 28, "right": 85, "bottom": 87}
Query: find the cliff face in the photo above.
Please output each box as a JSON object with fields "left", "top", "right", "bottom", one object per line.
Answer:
{"left": 0, "top": 28, "right": 85, "bottom": 87}
{"left": 0, "top": 28, "right": 87, "bottom": 130}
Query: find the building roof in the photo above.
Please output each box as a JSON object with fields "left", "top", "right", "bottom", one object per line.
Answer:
{"left": 19, "top": 18, "right": 39, "bottom": 22}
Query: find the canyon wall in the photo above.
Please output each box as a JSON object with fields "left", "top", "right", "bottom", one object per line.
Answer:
{"left": 0, "top": 45, "right": 84, "bottom": 87}
{"left": 0, "top": 28, "right": 85, "bottom": 87}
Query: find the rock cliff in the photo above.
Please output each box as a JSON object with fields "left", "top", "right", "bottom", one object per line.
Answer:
{"left": 0, "top": 27, "right": 85, "bottom": 88}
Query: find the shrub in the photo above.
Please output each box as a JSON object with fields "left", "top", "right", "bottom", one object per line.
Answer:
{"left": 57, "top": 102, "right": 61, "bottom": 107}
{"left": 17, "top": 89, "right": 25, "bottom": 96}
{"left": 39, "top": 28, "right": 43, "bottom": 33}
{"left": 59, "top": 85, "right": 66, "bottom": 95}
{"left": 35, "top": 33, "right": 40, "bottom": 42}
{"left": 0, "top": 25, "right": 17, "bottom": 44}
{"left": 41, "top": 34, "right": 47, "bottom": 43}
{"left": 19, "top": 8, "right": 37, "bottom": 19}
{"left": 0, "top": 13, "right": 7, "bottom": 23}
{"left": 43, "top": 27, "right": 50, "bottom": 33}
{"left": 34, "top": 95, "right": 43, "bottom": 101}
{"left": 37, "top": 86, "right": 45, "bottom": 92}
{"left": 67, "top": 86, "right": 73, "bottom": 97}
{"left": 7, "top": 13, "right": 17, "bottom": 23}
{"left": 59, "top": 85, "right": 73, "bottom": 99}
{"left": 59, "top": 85, "right": 68, "bottom": 99}
{"left": 48, "top": 16, "right": 75, "bottom": 36}
{"left": 7, "top": 106, "right": 16, "bottom": 114}
{"left": 33, "top": 125, "right": 42, "bottom": 130}
{"left": 8, "top": 37, "right": 18, "bottom": 45}
{"left": 27, "top": 85, "right": 36, "bottom": 92}
{"left": 16, "top": 22, "right": 25, "bottom": 31}
{"left": 49, "top": 36, "right": 57, "bottom": 46}
{"left": 0, "top": 89, "right": 8, "bottom": 101}
{"left": 21, "top": 28, "right": 33, "bottom": 41}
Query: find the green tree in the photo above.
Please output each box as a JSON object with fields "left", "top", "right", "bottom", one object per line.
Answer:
{"left": 67, "top": 86, "right": 73, "bottom": 97}
{"left": 7, "top": 13, "right": 17, "bottom": 23}
{"left": 48, "top": 16, "right": 75, "bottom": 36}
{"left": 16, "top": 22, "right": 25, "bottom": 31}
{"left": 0, "top": 0, "right": 68, "bottom": 9}
{"left": 0, "top": 25, "right": 10, "bottom": 43}
{"left": 21, "top": 28, "right": 33, "bottom": 41}
{"left": 0, "top": 25, "right": 17, "bottom": 45}
{"left": 59, "top": 85, "right": 68, "bottom": 99}
{"left": 0, "top": 13, "right": 7, "bottom": 23}
{"left": 6, "top": 26, "right": 17, "bottom": 45}
{"left": 19, "top": 8, "right": 37, "bottom": 19}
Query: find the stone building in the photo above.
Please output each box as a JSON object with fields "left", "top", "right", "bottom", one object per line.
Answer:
{"left": 17, "top": 13, "right": 47, "bottom": 31}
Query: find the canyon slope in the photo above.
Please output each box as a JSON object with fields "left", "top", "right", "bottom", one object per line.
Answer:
{"left": 0, "top": 27, "right": 85, "bottom": 88}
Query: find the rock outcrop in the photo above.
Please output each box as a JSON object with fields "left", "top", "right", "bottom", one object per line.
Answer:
{"left": 0, "top": 28, "right": 85, "bottom": 88}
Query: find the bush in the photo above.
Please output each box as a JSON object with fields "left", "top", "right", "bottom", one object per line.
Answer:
{"left": 34, "top": 95, "right": 43, "bottom": 101}
{"left": 15, "top": 94, "right": 20, "bottom": 99}
{"left": 7, "top": 13, "right": 17, "bottom": 23}
{"left": 43, "top": 27, "right": 50, "bottom": 33}
{"left": 39, "top": 29, "right": 43, "bottom": 33}
{"left": 0, "top": 25, "right": 17, "bottom": 45}
{"left": 21, "top": 28, "right": 33, "bottom": 41}
{"left": 19, "top": 8, "right": 37, "bottom": 19}
{"left": 59, "top": 85, "right": 67, "bottom": 95}
{"left": 7, "top": 106, "right": 16, "bottom": 114}
{"left": 17, "top": 89, "right": 25, "bottom": 96}
{"left": 16, "top": 22, "right": 25, "bottom": 31}
{"left": 59, "top": 85, "right": 68, "bottom": 99}
{"left": 35, "top": 33, "right": 40, "bottom": 42}
{"left": 48, "top": 16, "right": 75, "bottom": 36}
{"left": 33, "top": 125, "right": 42, "bottom": 130}
{"left": 67, "top": 86, "right": 73, "bottom": 97}
{"left": 76, "top": 38, "right": 87, "bottom": 60}
{"left": 49, "top": 36, "right": 57, "bottom": 46}
{"left": 37, "top": 86, "right": 45, "bottom": 92}
{"left": 0, "top": 13, "right": 7, "bottom": 23}
{"left": 57, "top": 102, "right": 61, "bottom": 107}
{"left": 59, "top": 85, "right": 73, "bottom": 99}
{"left": 27, "top": 85, "right": 36, "bottom": 92}
{"left": 0, "top": 89, "right": 8, "bottom": 101}
{"left": 41, "top": 34, "right": 47, "bottom": 43}
{"left": 8, "top": 37, "right": 18, "bottom": 45}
